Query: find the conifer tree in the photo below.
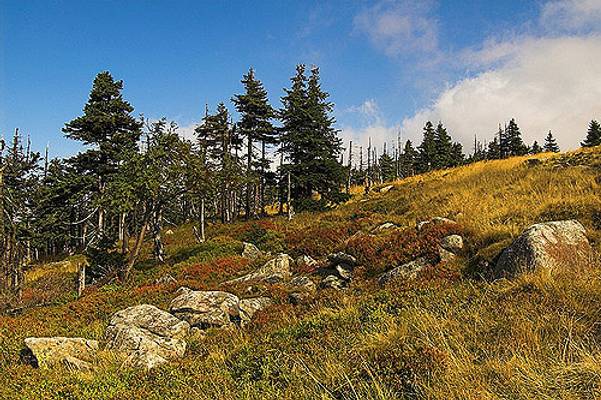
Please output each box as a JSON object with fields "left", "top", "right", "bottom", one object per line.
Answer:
{"left": 232, "top": 68, "right": 276, "bottom": 218}
{"left": 417, "top": 121, "right": 436, "bottom": 172}
{"left": 62, "top": 71, "right": 142, "bottom": 240}
{"left": 505, "top": 119, "right": 528, "bottom": 156}
{"left": 581, "top": 120, "right": 601, "bottom": 147}
{"left": 379, "top": 149, "right": 396, "bottom": 182}
{"left": 433, "top": 122, "right": 452, "bottom": 169}
{"left": 487, "top": 137, "right": 501, "bottom": 159}
{"left": 0, "top": 129, "right": 41, "bottom": 297}
{"left": 400, "top": 140, "right": 416, "bottom": 177}
{"left": 280, "top": 65, "right": 346, "bottom": 209}
{"left": 543, "top": 131, "right": 560, "bottom": 153}
{"left": 449, "top": 142, "right": 464, "bottom": 167}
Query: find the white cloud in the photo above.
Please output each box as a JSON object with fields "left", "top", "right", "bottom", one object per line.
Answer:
{"left": 347, "top": 1, "right": 601, "bottom": 152}
{"left": 400, "top": 34, "right": 601, "bottom": 150}
{"left": 176, "top": 122, "right": 197, "bottom": 142}
{"left": 353, "top": 0, "right": 438, "bottom": 57}
{"left": 340, "top": 100, "right": 400, "bottom": 165}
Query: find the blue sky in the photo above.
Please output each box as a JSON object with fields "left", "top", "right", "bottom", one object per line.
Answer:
{"left": 2, "top": 0, "right": 601, "bottom": 158}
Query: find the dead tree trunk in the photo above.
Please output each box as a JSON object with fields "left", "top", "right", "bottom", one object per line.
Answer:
{"left": 76, "top": 263, "right": 86, "bottom": 297}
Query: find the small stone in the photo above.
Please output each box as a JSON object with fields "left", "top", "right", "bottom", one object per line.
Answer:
{"left": 290, "top": 276, "right": 317, "bottom": 293}
{"left": 335, "top": 265, "right": 352, "bottom": 281}
{"left": 373, "top": 222, "right": 398, "bottom": 232}
{"left": 320, "top": 275, "right": 348, "bottom": 290}
{"left": 327, "top": 252, "right": 358, "bottom": 268}
{"left": 154, "top": 273, "right": 177, "bottom": 285}
{"left": 295, "top": 255, "right": 318, "bottom": 269}
{"left": 241, "top": 242, "right": 262, "bottom": 260}
{"left": 378, "top": 257, "right": 430, "bottom": 285}
{"left": 226, "top": 254, "right": 291, "bottom": 284}
{"left": 440, "top": 235, "right": 463, "bottom": 253}
{"left": 416, "top": 217, "right": 456, "bottom": 231}
{"left": 170, "top": 290, "right": 240, "bottom": 329}
{"left": 379, "top": 185, "right": 394, "bottom": 193}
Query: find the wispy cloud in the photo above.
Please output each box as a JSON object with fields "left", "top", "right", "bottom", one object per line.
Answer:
{"left": 540, "top": 0, "right": 601, "bottom": 33}
{"left": 353, "top": 0, "right": 439, "bottom": 58}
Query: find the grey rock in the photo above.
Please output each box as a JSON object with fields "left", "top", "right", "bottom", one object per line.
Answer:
{"left": 494, "top": 220, "right": 594, "bottom": 278}
{"left": 226, "top": 254, "right": 291, "bottom": 284}
{"left": 104, "top": 304, "right": 190, "bottom": 369}
{"left": 154, "top": 273, "right": 177, "bottom": 285}
{"left": 416, "top": 217, "right": 456, "bottom": 231}
{"left": 378, "top": 257, "right": 430, "bottom": 285}
{"left": 327, "top": 252, "right": 358, "bottom": 268}
{"left": 320, "top": 275, "right": 348, "bottom": 290}
{"left": 241, "top": 242, "right": 262, "bottom": 260}
{"left": 373, "top": 222, "right": 398, "bottom": 232}
{"left": 440, "top": 235, "right": 464, "bottom": 253}
{"left": 379, "top": 185, "right": 394, "bottom": 193}
{"left": 295, "top": 255, "right": 318, "bottom": 269}
{"left": 290, "top": 276, "right": 317, "bottom": 293}
{"left": 438, "top": 247, "right": 456, "bottom": 262}
{"left": 238, "top": 297, "right": 272, "bottom": 325}
{"left": 22, "top": 337, "right": 99, "bottom": 370}
{"left": 170, "top": 290, "right": 240, "bottom": 329}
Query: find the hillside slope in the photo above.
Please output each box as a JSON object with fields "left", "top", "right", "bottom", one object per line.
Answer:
{"left": 1, "top": 148, "right": 601, "bottom": 400}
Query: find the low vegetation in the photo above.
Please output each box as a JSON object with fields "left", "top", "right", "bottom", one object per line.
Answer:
{"left": 1, "top": 147, "right": 600, "bottom": 399}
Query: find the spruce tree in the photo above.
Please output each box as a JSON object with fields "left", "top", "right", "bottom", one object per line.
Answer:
{"left": 433, "top": 122, "right": 452, "bottom": 169}
{"left": 379, "top": 149, "right": 395, "bottom": 182}
{"left": 280, "top": 65, "right": 346, "bottom": 209}
{"left": 505, "top": 119, "right": 528, "bottom": 156}
{"left": 62, "top": 71, "right": 142, "bottom": 239}
{"left": 400, "top": 140, "right": 416, "bottom": 177}
{"left": 581, "top": 120, "right": 601, "bottom": 147}
{"left": 543, "top": 131, "right": 560, "bottom": 153}
{"left": 232, "top": 68, "right": 276, "bottom": 218}
{"left": 530, "top": 141, "right": 542, "bottom": 154}
{"left": 417, "top": 121, "right": 436, "bottom": 172}
{"left": 449, "top": 142, "right": 464, "bottom": 167}
{"left": 487, "top": 137, "right": 501, "bottom": 159}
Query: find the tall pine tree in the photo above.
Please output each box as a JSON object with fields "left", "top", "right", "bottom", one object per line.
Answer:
{"left": 543, "top": 131, "right": 560, "bottom": 153}
{"left": 433, "top": 122, "right": 452, "bottom": 169}
{"left": 280, "top": 65, "right": 346, "bottom": 209}
{"left": 581, "top": 120, "right": 601, "bottom": 147}
{"left": 417, "top": 121, "right": 436, "bottom": 173}
{"left": 232, "top": 68, "right": 276, "bottom": 218}
{"left": 62, "top": 71, "right": 142, "bottom": 240}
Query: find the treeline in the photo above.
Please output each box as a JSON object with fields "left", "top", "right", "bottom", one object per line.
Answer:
{"left": 345, "top": 117, "right": 574, "bottom": 187}
{"left": 2, "top": 66, "right": 601, "bottom": 298}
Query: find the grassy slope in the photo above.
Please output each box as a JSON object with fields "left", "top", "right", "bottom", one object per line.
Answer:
{"left": 1, "top": 148, "right": 601, "bottom": 399}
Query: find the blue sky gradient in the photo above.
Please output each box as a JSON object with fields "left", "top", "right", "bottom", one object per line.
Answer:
{"left": 1, "top": 0, "right": 600, "bottom": 157}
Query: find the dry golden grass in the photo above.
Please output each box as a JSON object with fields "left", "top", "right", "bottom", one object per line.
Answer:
{"left": 1, "top": 147, "right": 601, "bottom": 399}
